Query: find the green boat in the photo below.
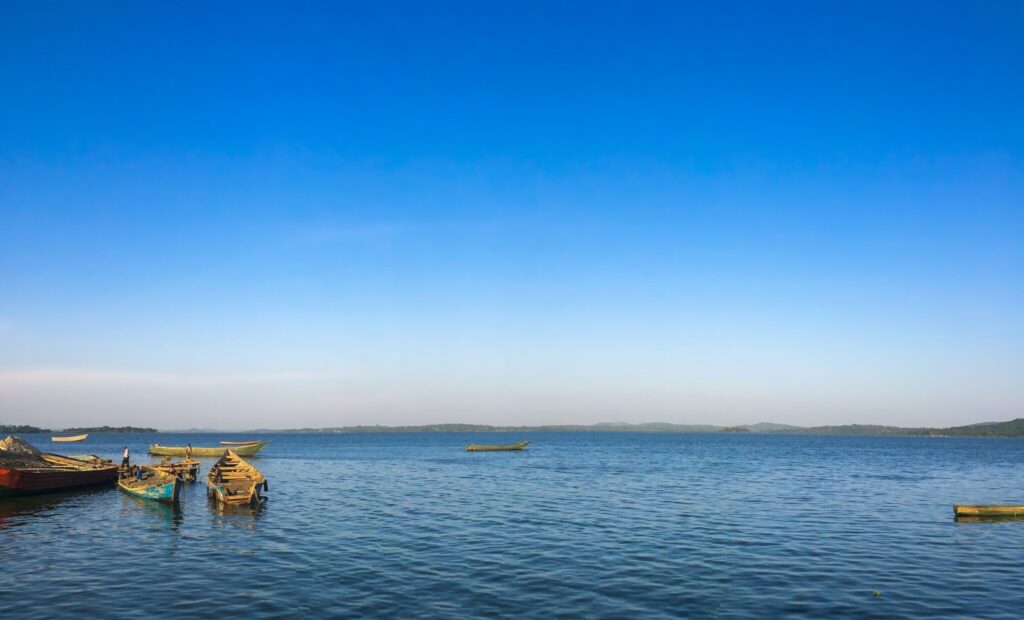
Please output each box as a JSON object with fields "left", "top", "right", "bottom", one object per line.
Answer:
{"left": 148, "top": 441, "right": 269, "bottom": 457}
{"left": 118, "top": 469, "right": 181, "bottom": 503}
{"left": 466, "top": 440, "right": 529, "bottom": 452}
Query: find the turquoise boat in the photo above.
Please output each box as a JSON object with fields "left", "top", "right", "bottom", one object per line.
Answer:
{"left": 117, "top": 469, "right": 181, "bottom": 503}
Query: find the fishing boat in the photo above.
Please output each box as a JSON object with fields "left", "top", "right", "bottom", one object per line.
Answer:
{"left": 207, "top": 450, "right": 267, "bottom": 506}
{"left": 219, "top": 440, "right": 262, "bottom": 446}
{"left": 151, "top": 458, "right": 201, "bottom": 482}
{"left": 149, "top": 440, "right": 269, "bottom": 457}
{"left": 953, "top": 504, "right": 1024, "bottom": 518}
{"left": 0, "top": 451, "right": 119, "bottom": 497}
{"left": 117, "top": 468, "right": 181, "bottom": 503}
{"left": 466, "top": 440, "right": 530, "bottom": 452}
{"left": 51, "top": 434, "right": 88, "bottom": 443}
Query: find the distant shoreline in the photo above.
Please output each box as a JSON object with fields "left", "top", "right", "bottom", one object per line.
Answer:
{"left": 5, "top": 418, "right": 1024, "bottom": 438}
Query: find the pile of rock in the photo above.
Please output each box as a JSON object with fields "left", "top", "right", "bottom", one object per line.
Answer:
{"left": 0, "top": 435, "right": 49, "bottom": 468}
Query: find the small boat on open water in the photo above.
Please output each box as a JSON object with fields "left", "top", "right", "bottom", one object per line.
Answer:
{"left": 954, "top": 504, "right": 1024, "bottom": 518}
{"left": 207, "top": 450, "right": 267, "bottom": 507}
{"left": 149, "top": 440, "right": 269, "bottom": 457}
{"left": 466, "top": 440, "right": 529, "bottom": 452}
{"left": 51, "top": 434, "right": 88, "bottom": 443}
{"left": 118, "top": 468, "right": 181, "bottom": 503}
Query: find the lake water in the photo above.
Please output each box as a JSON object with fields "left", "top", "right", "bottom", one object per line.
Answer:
{"left": 2, "top": 432, "right": 1023, "bottom": 618}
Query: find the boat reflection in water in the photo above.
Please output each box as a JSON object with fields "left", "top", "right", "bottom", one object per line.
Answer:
{"left": 120, "top": 492, "right": 185, "bottom": 528}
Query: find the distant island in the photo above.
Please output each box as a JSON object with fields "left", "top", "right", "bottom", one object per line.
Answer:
{"left": 0, "top": 425, "right": 157, "bottom": 434}
{"left": 62, "top": 426, "right": 158, "bottom": 434}
{"left": 6, "top": 419, "right": 1024, "bottom": 437}
{"left": 0, "top": 425, "right": 52, "bottom": 434}
{"left": 246, "top": 418, "right": 1024, "bottom": 438}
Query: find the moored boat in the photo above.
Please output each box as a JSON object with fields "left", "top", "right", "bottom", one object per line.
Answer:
{"left": 51, "top": 434, "right": 89, "bottom": 443}
{"left": 0, "top": 436, "right": 119, "bottom": 497}
{"left": 118, "top": 468, "right": 181, "bottom": 503}
{"left": 466, "top": 440, "right": 529, "bottom": 452}
{"left": 953, "top": 504, "right": 1024, "bottom": 518}
{"left": 207, "top": 450, "right": 267, "bottom": 506}
{"left": 149, "top": 440, "right": 269, "bottom": 457}
{"left": 151, "top": 458, "right": 200, "bottom": 482}
{"left": 219, "top": 440, "right": 262, "bottom": 446}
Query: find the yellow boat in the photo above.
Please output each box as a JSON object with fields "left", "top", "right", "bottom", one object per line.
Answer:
{"left": 207, "top": 450, "right": 267, "bottom": 506}
{"left": 51, "top": 434, "right": 88, "bottom": 443}
{"left": 151, "top": 458, "right": 201, "bottom": 482}
{"left": 954, "top": 504, "right": 1024, "bottom": 518}
{"left": 149, "top": 440, "right": 268, "bottom": 457}
{"left": 466, "top": 440, "right": 529, "bottom": 452}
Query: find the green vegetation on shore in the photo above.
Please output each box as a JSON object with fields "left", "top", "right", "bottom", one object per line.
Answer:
{"left": 62, "top": 426, "right": 158, "bottom": 434}
{"left": 0, "top": 425, "right": 52, "bottom": 434}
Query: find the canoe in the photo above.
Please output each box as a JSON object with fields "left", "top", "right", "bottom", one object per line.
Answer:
{"left": 0, "top": 453, "right": 119, "bottom": 497}
{"left": 118, "top": 469, "right": 181, "bottom": 503}
{"left": 207, "top": 450, "right": 267, "bottom": 506}
{"left": 149, "top": 440, "right": 269, "bottom": 457}
{"left": 219, "top": 440, "right": 262, "bottom": 446}
{"left": 51, "top": 434, "right": 88, "bottom": 443}
{"left": 953, "top": 504, "right": 1024, "bottom": 517}
{"left": 151, "top": 458, "right": 201, "bottom": 482}
{"left": 466, "top": 440, "right": 530, "bottom": 452}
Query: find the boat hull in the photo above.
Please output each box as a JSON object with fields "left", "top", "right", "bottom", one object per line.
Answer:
{"left": 466, "top": 441, "right": 529, "bottom": 452}
{"left": 118, "top": 476, "right": 181, "bottom": 503}
{"left": 151, "top": 460, "right": 200, "bottom": 482}
{"left": 149, "top": 441, "right": 268, "bottom": 457}
{"left": 51, "top": 434, "right": 88, "bottom": 443}
{"left": 207, "top": 451, "right": 267, "bottom": 506}
{"left": 0, "top": 460, "right": 118, "bottom": 497}
{"left": 954, "top": 504, "right": 1024, "bottom": 517}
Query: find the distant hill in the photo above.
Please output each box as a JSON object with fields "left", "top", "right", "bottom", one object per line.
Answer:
{"left": 261, "top": 418, "right": 1024, "bottom": 437}
{"left": 744, "top": 422, "right": 802, "bottom": 432}
{"left": 772, "top": 418, "right": 1024, "bottom": 438}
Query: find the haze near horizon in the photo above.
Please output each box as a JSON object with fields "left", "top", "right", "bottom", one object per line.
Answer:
{"left": 1, "top": 2, "right": 1022, "bottom": 430}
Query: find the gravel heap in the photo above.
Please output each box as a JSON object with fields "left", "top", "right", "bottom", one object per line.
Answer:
{"left": 0, "top": 435, "right": 50, "bottom": 468}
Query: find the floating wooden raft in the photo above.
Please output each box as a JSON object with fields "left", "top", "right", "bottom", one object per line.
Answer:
{"left": 51, "top": 434, "right": 88, "bottom": 443}
{"left": 118, "top": 468, "right": 181, "bottom": 503}
{"left": 149, "top": 441, "right": 269, "bottom": 457}
{"left": 466, "top": 440, "right": 529, "bottom": 452}
{"left": 953, "top": 504, "right": 1024, "bottom": 518}
{"left": 207, "top": 450, "right": 267, "bottom": 507}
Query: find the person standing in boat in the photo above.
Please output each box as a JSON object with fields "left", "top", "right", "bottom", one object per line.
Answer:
{"left": 186, "top": 443, "right": 192, "bottom": 459}
{"left": 121, "top": 446, "right": 130, "bottom": 469}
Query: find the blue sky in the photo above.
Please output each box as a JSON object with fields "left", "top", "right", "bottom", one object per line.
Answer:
{"left": 1, "top": 1, "right": 1021, "bottom": 429}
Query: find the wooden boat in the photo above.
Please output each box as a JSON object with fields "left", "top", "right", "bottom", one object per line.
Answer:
{"left": 466, "top": 440, "right": 529, "bottom": 452}
{"left": 207, "top": 450, "right": 267, "bottom": 506}
{"left": 953, "top": 504, "right": 1024, "bottom": 518}
{"left": 149, "top": 440, "right": 269, "bottom": 457}
{"left": 51, "top": 434, "right": 88, "bottom": 443}
{"left": 219, "top": 440, "right": 262, "bottom": 446}
{"left": 0, "top": 453, "right": 119, "bottom": 497}
{"left": 151, "top": 458, "right": 200, "bottom": 482}
{"left": 117, "top": 468, "right": 181, "bottom": 503}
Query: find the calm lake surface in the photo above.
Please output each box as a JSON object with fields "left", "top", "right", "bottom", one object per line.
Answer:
{"left": 2, "top": 432, "right": 1024, "bottom": 618}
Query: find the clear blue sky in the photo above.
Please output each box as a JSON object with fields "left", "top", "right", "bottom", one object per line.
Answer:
{"left": 1, "top": 1, "right": 1021, "bottom": 429}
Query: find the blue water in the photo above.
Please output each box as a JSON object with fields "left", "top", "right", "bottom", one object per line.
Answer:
{"left": 2, "top": 432, "right": 1024, "bottom": 618}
